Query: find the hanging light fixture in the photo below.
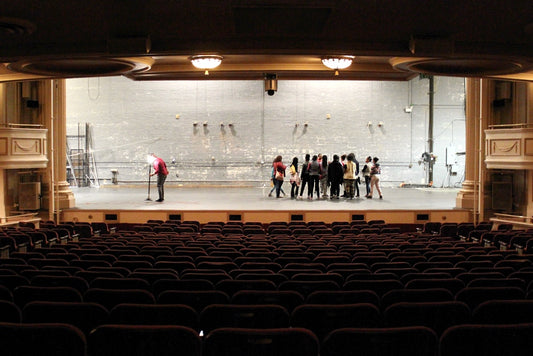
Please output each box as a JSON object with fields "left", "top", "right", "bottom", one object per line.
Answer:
{"left": 190, "top": 55, "right": 223, "bottom": 75}
{"left": 321, "top": 55, "right": 354, "bottom": 76}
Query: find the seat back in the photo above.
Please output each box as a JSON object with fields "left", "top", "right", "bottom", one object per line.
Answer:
{"left": 88, "top": 324, "right": 201, "bottom": 356}
{"left": 440, "top": 323, "right": 533, "bottom": 356}
{"left": 455, "top": 286, "right": 525, "bottom": 309}
{"left": 231, "top": 290, "right": 304, "bottom": 313}
{"left": 200, "top": 304, "right": 290, "bottom": 333}
{"left": 472, "top": 300, "right": 533, "bottom": 324}
{"left": 291, "top": 303, "right": 381, "bottom": 341}
{"left": 157, "top": 290, "right": 229, "bottom": 313}
{"left": 13, "top": 286, "right": 82, "bottom": 307}
{"left": 84, "top": 288, "right": 155, "bottom": 310}
{"left": 0, "top": 322, "right": 86, "bottom": 356}
{"left": 322, "top": 326, "right": 438, "bottom": 356}
{"left": 384, "top": 301, "right": 471, "bottom": 335}
{"left": 203, "top": 327, "right": 319, "bottom": 356}
{"left": 108, "top": 303, "right": 199, "bottom": 331}
{"left": 22, "top": 301, "right": 108, "bottom": 335}
{"left": 0, "top": 300, "right": 21, "bottom": 322}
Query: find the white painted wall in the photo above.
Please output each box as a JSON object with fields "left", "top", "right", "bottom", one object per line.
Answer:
{"left": 66, "top": 76, "right": 465, "bottom": 187}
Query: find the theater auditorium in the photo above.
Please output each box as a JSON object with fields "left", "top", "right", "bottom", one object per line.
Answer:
{"left": 1, "top": 1, "right": 533, "bottom": 355}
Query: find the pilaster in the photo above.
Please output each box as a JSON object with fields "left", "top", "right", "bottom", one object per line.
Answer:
{"left": 41, "top": 79, "right": 75, "bottom": 213}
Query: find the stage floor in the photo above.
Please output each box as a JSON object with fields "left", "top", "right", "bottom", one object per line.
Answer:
{"left": 69, "top": 185, "right": 461, "bottom": 212}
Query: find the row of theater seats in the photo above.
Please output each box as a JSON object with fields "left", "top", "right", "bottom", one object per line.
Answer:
{"left": 1, "top": 220, "right": 533, "bottom": 355}
{"left": 2, "top": 321, "right": 532, "bottom": 356}
{"left": 2, "top": 291, "right": 533, "bottom": 334}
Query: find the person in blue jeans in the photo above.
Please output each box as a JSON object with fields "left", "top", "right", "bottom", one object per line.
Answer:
{"left": 268, "top": 163, "right": 286, "bottom": 197}
{"left": 272, "top": 155, "right": 287, "bottom": 198}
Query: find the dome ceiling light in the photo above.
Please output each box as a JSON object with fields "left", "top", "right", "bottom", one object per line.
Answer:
{"left": 321, "top": 55, "right": 354, "bottom": 76}
{"left": 190, "top": 55, "right": 223, "bottom": 75}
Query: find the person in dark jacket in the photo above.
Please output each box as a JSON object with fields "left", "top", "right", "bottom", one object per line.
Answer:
{"left": 298, "top": 153, "right": 311, "bottom": 200}
{"left": 327, "top": 154, "right": 344, "bottom": 199}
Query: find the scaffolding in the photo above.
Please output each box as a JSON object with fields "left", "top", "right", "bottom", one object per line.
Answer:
{"left": 66, "top": 123, "right": 99, "bottom": 187}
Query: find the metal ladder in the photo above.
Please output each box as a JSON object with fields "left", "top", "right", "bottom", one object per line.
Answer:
{"left": 66, "top": 141, "right": 78, "bottom": 187}
{"left": 66, "top": 122, "right": 99, "bottom": 187}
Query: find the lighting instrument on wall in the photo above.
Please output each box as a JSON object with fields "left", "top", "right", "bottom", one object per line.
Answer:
{"left": 264, "top": 73, "right": 278, "bottom": 95}
{"left": 367, "top": 121, "right": 373, "bottom": 127}
{"left": 326, "top": 113, "right": 331, "bottom": 120}
{"left": 378, "top": 121, "right": 384, "bottom": 127}
{"left": 321, "top": 55, "right": 355, "bottom": 75}
{"left": 190, "top": 55, "right": 223, "bottom": 75}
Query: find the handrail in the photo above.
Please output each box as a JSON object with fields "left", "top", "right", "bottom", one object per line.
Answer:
{"left": 493, "top": 212, "right": 532, "bottom": 222}
{"left": 488, "top": 123, "right": 532, "bottom": 129}
{"left": 2, "top": 212, "right": 39, "bottom": 223}
{"left": 0, "top": 213, "right": 40, "bottom": 224}
{"left": 1, "top": 123, "right": 45, "bottom": 129}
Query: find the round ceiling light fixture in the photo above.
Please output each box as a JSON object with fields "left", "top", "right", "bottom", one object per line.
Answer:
{"left": 321, "top": 55, "right": 355, "bottom": 76}
{"left": 190, "top": 55, "right": 223, "bottom": 75}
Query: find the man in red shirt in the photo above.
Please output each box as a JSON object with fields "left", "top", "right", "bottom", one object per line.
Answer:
{"left": 150, "top": 153, "right": 169, "bottom": 202}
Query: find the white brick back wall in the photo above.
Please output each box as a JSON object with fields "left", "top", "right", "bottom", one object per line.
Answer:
{"left": 66, "top": 76, "right": 465, "bottom": 187}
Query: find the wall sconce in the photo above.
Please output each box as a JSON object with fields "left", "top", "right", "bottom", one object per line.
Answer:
{"left": 303, "top": 122, "right": 309, "bottom": 127}
{"left": 228, "top": 123, "right": 234, "bottom": 127}
{"left": 404, "top": 105, "right": 413, "bottom": 113}
{"left": 220, "top": 122, "right": 224, "bottom": 127}
{"left": 326, "top": 114, "right": 331, "bottom": 120}
{"left": 203, "top": 121, "right": 208, "bottom": 127}
{"left": 367, "top": 121, "right": 373, "bottom": 127}
{"left": 378, "top": 121, "right": 384, "bottom": 127}
{"left": 193, "top": 122, "right": 198, "bottom": 127}
{"left": 175, "top": 114, "right": 180, "bottom": 120}
{"left": 294, "top": 123, "right": 299, "bottom": 128}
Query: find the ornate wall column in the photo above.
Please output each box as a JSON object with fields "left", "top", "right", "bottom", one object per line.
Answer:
{"left": 526, "top": 83, "right": 533, "bottom": 218}
{"left": 456, "top": 78, "right": 480, "bottom": 210}
{"left": 456, "top": 78, "right": 491, "bottom": 222}
{"left": 41, "top": 79, "right": 75, "bottom": 213}
{"left": 0, "top": 85, "right": 6, "bottom": 219}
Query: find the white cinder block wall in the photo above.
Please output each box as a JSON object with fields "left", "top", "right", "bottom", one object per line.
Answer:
{"left": 66, "top": 76, "right": 465, "bottom": 187}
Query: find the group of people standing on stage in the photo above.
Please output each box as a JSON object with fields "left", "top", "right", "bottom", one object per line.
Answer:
{"left": 269, "top": 153, "right": 382, "bottom": 200}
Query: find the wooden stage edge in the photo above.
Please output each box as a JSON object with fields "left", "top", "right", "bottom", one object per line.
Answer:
{"left": 61, "top": 208, "right": 473, "bottom": 225}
